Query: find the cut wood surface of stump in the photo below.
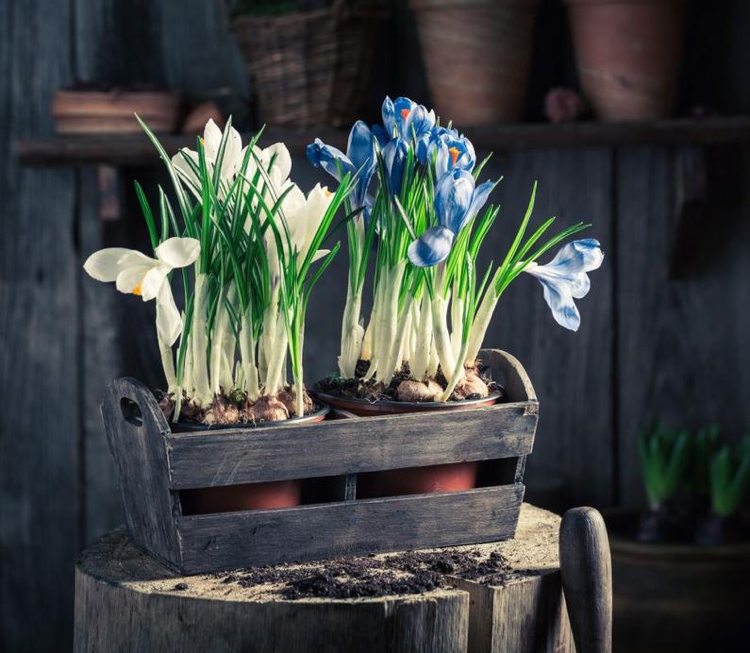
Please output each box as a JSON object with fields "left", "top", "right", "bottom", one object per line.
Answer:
{"left": 74, "top": 504, "right": 571, "bottom": 653}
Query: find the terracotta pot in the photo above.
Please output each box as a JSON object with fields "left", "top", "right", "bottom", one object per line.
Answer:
{"left": 358, "top": 461, "right": 479, "bottom": 499}
{"left": 51, "top": 90, "right": 181, "bottom": 134}
{"left": 313, "top": 391, "right": 501, "bottom": 417}
{"left": 605, "top": 509, "right": 750, "bottom": 653}
{"left": 566, "top": 0, "right": 684, "bottom": 121}
{"left": 315, "top": 391, "right": 499, "bottom": 498}
{"left": 181, "top": 480, "right": 301, "bottom": 515}
{"left": 176, "top": 404, "right": 329, "bottom": 514}
{"left": 410, "top": 0, "right": 540, "bottom": 125}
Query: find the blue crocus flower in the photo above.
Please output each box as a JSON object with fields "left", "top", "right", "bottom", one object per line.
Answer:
{"left": 382, "top": 137, "right": 409, "bottom": 197}
{"left": 382, "top": 96, "right": 435, "bottom": 143}
{"left": 408, "top": 169, "right": 498, "bottom": 267}
{"left": 306, "top": 120, "right": 376, "bottom": 209}
{"left": 382, "top": 96, "right": 415, "bottom": 139}
{"left": 425, "top": 126, "right": 476, "bottom": 176}
{"left": 523, "top": 239, "right": 604, "bottom": 331}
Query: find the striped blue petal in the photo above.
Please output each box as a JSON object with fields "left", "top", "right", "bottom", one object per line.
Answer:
{"left": 383, "top": 138, "right": 409, "bottom": 197}
{"left": 347, "top": 121, "right": 377, "bottom": 208}
{"left": 371, "top": 123, "right": 389, "bottom": 148}
{"left": 523, "top": 239, "right": 604, "bottom": 331}
{"left": 306, "top": 138, "right": 355, "bottom": 181}
{"left": 540, "top": 277, "right": 581, "bottom": 331}
{"left": 381, "top": 96, "right": 396, "bottom": 138}
{"left": 547, "top": 238, "right": 604, "bottom": 273}
{"left": 404, "top": 105, "right": 436, "bottom": 141}
{"left": 464, "top": 179, "right": 498, "bottom": 228}
{"left": 407, "top": 226, "right": 456, "bottom": 267}
{"left": 434, "top": 169, "right": 474, "bottom": 233}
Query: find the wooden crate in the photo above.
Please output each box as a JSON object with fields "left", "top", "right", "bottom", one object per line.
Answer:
{"left": 101, "top": 349, "right": 538, "bottom": 574}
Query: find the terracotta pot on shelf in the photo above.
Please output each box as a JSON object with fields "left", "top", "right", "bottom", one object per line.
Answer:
{"left": 605, "top": 509, "right": 750, "bottom": 653}
{"left": 52, "top": 90, "right": 182, "bottom": 134}
{"left": 315, "top": 392, "right": 500, "bottom": 498}
{"left": 566, "top": 0, "right": 684, "bottom": 121}
{"left": 410, "top": 0, "right": 540, "bottom": 126}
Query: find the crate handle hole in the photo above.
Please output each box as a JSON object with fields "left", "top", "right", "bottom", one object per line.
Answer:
{"left": 120, "top": 397, "right": 143, "bottom": 427}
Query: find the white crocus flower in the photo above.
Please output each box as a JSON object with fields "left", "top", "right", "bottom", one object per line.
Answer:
{"left": 83, "top": 237, "right": 200, "bottom": 345}
{"left": 172, "top": 119, "right": 246, "bottom": 197}
{"left": 268, "top": 183, "right": 334, "bottom": 267}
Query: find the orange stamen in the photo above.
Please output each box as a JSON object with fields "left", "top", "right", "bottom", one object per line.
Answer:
{"left": 132, "top": 283, "right": 143, "bottom": 297}
{"left": 400, "top": 108, "right": 411, "bottom": 120}
{"left": 449, "top": 147, "right": 460, "bottom": 165}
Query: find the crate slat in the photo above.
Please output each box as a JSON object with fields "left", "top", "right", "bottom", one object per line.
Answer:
{"left": 167, "top": 402, "right": 537, "bottom": 488}
{"left": 175, "top": 484, "right": 524, "bottom": 572}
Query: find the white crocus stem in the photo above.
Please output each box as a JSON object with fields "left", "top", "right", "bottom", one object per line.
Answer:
{"left": 263, "top": 306, "right": 288, "bottom": 396}
{"left": 190, "top": 273, "right": 212, "bottom": 406}
{"left": 427, "top": 339, "right": 439, "bottom": 379}
{"left": 361, "top": 271, "right": 388, "bottom": 381}
{"left": 158, "top": 335, "right": 177, "bottom": 393}
{"left": 369, "top": 262, "right": 406, "bottom": 386}
{"left": 239, "top": 308, "right": 260, "bottom": 400}
{"left": 382, "top": 293, "right": 414, "bottom": 386}
{"left": 411, "top": 293, "right": 433, "bottom": 381}
{"left": 450, "top": 294, "right": 465, "bottom": 361}
{"left": 464, "top": 289, "right": 501, "bottom": 367}
{"left": 338, "top": 284, "right": 364, "bottom": 378}
{"left": 209, "top": 290, "right": 229, "bottom": 396}
{"left": 431, "top": 292, "right": 456, "bottom": 383}
{"left": 440, "top": 337, "right": 470, "bottom": 402}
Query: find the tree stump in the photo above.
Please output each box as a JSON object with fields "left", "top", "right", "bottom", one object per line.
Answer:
{"left": 74, "top": 504, "right": 572, "bottom": 653}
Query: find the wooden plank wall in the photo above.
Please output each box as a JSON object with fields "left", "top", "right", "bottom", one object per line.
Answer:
{"left": 1, "top": 0, "right": 749, "bottom": 651}
{"left": 0, "top": 2, "right": 80, "bottom": 652}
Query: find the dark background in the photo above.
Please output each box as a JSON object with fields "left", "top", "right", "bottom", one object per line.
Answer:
{"left": 2, "top": 0, "right": 750, "bottom": 650}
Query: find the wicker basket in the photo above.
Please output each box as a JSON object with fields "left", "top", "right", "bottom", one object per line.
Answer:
{"left": 231, "top": 1, "right": 385, "bottom": 127}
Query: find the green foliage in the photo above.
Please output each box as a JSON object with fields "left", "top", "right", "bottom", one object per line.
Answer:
{"left": 710, "top": 437, "right": 750, "bottom": 517}
{"left": 691, "top": 425, "right": 721, "bottom": 495}
{"left": 639, "top": 423, "right": 750, "bottom": 518}
{"left": 638, "top": 424, "right": 691, "bottom": 510}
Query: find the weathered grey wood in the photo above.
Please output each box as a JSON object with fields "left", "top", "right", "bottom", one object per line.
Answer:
{"left": 176, "top": 485, "right": 524, "bottom": 572}
{"left": 455, "top": 573, "right": 572, "bottom": 653}
{"left": 486, "top": 149, "right": 615, "bottom": 507}
{"left": 480, "top": 349, "right": 537, "bottom": 403}
{"left": 481, "top": 349, "right": 537, "bottom": 488}
{"left": 75, "top": 504, "right": 569, "bottom": 653}
{"left": 167, "top": 405, "right": 535, "bottom": 488}
{"left": 615, "top": 145, "right": 750, "bottom": 504}
{"left": 163, "top": 349, "right": 536, "bottom": 489}
{"left": 560, "top": 507, "right": 612, "bottom": 653}
{"left": 74, "top": 532, "right": 469, "bottom": 653}
{"left": 17, "top": 117, "right": 750, "bottom": 166}
{"left": 101, "top": 377, "right": 182, "bottom": 568}
{"left": 0, "top": 1, "right": 80, "bottom": 651}
{"left": 80, "top": 167, "right": 124, "bottom": 544}
{"left": 450, "top": 504, "right": 573, "bottom": 653}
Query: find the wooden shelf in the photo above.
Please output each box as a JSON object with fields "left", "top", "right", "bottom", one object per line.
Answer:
{"left": 16, "top": 117, "right": 750, "bottom": 167}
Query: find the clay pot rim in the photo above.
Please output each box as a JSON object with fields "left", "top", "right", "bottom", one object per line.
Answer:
{"left": 171, "top": 403, "right": 330, "bottom": 433}
{"left": 54, "top": 89, "right": 182, "bottom": 100}
{"left": 603, "top": 507, "right": 750, "bottom": 559}
{"left": 565, "top": 0, "right": 682, "bottom": 6}
{"left": 311, "top": 389, "right": 501, "bottom": 416}
{"left": 410, "top": 0, "right": 540, "bottom": 9}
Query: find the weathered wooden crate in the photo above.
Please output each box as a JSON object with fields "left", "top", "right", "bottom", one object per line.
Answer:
{"left": 101, "top": 349, "right": 538, "bottom": 574}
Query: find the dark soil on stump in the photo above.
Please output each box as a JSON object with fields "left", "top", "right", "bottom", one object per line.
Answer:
{"left": 214, "top": 548, "right": 522, "bottom": 600}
